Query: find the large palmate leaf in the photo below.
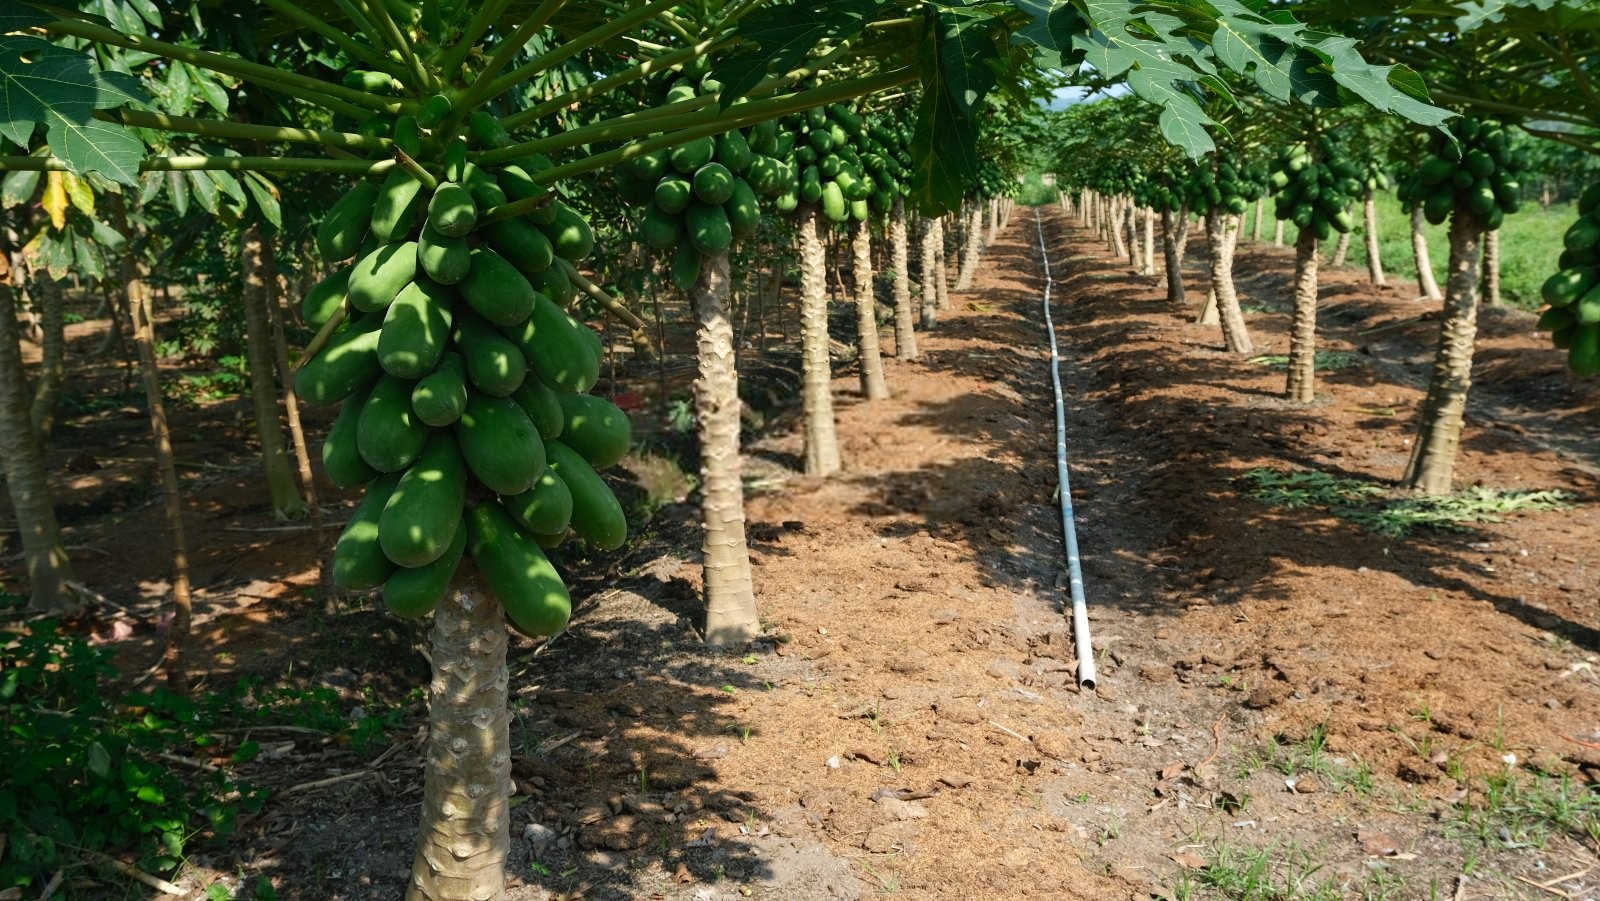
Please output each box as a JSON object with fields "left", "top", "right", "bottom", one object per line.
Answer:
{"left": 908, "top": 10, "right": 1004, "bottom": 212}
{"left": 1058, "top": 1, "right": 1452, "bottom": 157}
{"left": 0, "top": 35, "right": 148, "bottom": 184}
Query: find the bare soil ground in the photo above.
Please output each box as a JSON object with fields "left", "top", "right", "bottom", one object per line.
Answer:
{"left": 4, "top": 206, "right": 1599, "bottom": 900}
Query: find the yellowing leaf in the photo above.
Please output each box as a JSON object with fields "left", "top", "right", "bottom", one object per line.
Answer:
{"left": 42, "top": 170, "right": 68, "bottom": 230}
{"left": 62, "top": 171, "right": 94, "bottom": 218}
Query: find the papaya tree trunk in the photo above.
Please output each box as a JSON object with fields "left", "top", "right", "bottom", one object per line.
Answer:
{"left": 261, "top": 234, "right": 324, "bottom": 546}
{"left": 955, "top": 204, "right": 983, "bottom": 291}
{"left": 890, "top": 198, "right": 917, "bottom": 361}
{"left": 29, "top": 275, "right": 66, "bottom": 438}
{"left": 919, "top": 215, "right": 939, "bottom": 329}
{"left": 1252, "top": 198, "right": 1264, "bottom": 242}
{"left": 1331, "top": 230, "right": 1351, "bottom": 267}
{"left": 1124, "top": 202, "right": 1140, "bottom": 269}
{"left": 933, "top": 217, "right": 950, "bottom": 310}
{"left": 1142, "top": 208, "right": 1156, "bottom": 275}
{"left": 124, "top": 235, "right": 193, "bottom": 695}
{"left": 1481, "top": 228, "right": 1501, "bottom": 307}
{"left": 1203, "top": 212, "right": 1253, "bottom": 354}
{"left": 1273, "top": 218, "right": 1285, "bottom": 248}
{"left": 850, "top": 219, "right": 888, "bottom": 400}
{"left": 799, "top": 208, "right": 840, "bottom": 477}
{"left": 1363, "top": 192, "right": 1386, "bottom": 286}
{"left": 407, "top": 575, "right": 511, "bottom": 901}
{"left": 684, "top": 251, "right": 760, "bottom": 645}
{"left": 1161, "top": 209, "right": 1187, "bottom": 308}
{"left": 1411, "top": 204, "right": 1444, "bottom": 301}
{"left": 1402, "top": 212, "right": 1485, "bottom": 495}
{"left": 985, "top": 197, "right": 999, "bottom": 246}
{"left": 1110, "top": 199, "right": 1129, "bottom": 261}
{"left": 1, "top": 278, "right": 79, "bottom": 614}
{"left": 1285, "top": 228, "right": 1322, "bottom": 403}
{"left": 240, "top": 225, "right": 308, "bottom": 521}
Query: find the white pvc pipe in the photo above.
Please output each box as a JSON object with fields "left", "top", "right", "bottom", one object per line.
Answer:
{"left": 1032, "top": 209, "right": 1097, "bottom": 691}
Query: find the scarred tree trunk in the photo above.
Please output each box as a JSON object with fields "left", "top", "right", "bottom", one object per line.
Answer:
{"left": 1141, "top": 208, "right": 1156, "bottom": 275}
{"left": 1363, "top": 192, "right": 1386, "bottom": 286}
{"left": 890, "top": 198, "right": 917, "bottom": 361}
{"left": 1332, "top": 231, "right": 1351, "bottom": 267}
{"left": 919, "top": 215, "right": 939, "bottom": 329}
{"left": 1110, "top": 199, "right": 1129, "bottom": 261}
{"left": 1160, "top": 208, "right": 1187, "bottom": 308}
{"left": 1201, "top": 212, "right": 1253, "bottom": 353}
{"left": 1252, "top": 198, "right": 1264, "bottom": 242}
{"left": 933, "top": 217, "right": 950, "bottom": 310}
{"left": 240, "top": 225, "right": 307, "bottom": 520}
{"left": 1481, "top": 228, "right": 1501, "bottom": 307}
{"left": 799, "top": 208, "right": 840, "bottom": 477}
{"left": 688, "top": 252, "right": 760, "bottom": 645}
{"left": 1273, "top": 218, "right": 1285, "bottom": 248}
{"left": 985, "top": 197, "right": 999, "bottom": 246}
{"left": 261, "top": 234, "right": 322, "bottom": 541}
{"left": 1411, "top": 204, "right": 1443, "bottom": 301}
{"left": 1285, "top": 228, "right": 1322, "bottom": 403}
{"left": 1, "top": 278, "right": 78, "bottom": 613}
{"left": 123, "top": 228, "right": 193, "bottom": 694}
{"left": 1403, "top": 212, "right": 1485, "bottom": 494}
{"left": 1124, "top": 202, "right": 1140, "bottom": 269}
{"left": 850, "top": 219, "right": 888, "bottom": 400}
{"left": 407, "top": 575, "right": 511, "bottom": 901}
{"left": 955, "top": 204, "right": 983, "bottom": 291}
{"left": 29, "top": 275, "right": 66, "bottom": 437}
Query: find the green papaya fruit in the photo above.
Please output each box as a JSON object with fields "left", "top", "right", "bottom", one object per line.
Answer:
{"left": 557, "top": 393, "right": 631, "bottom": 468}
{"left": 466, "top": 503, "right": 572, "bottom": 636}
{"left": 370, "top": 170, "right": 423, "bottom": 243}
{"left": 378, "top": 432, "right": 467, "bottom": 568}
{"left": 332, "top": 472, "right": 402, "bottom": 590}
{"left": 302, "top": 266, "right": 351, "bottom": 329}
{"left": 427, "top": 182, "right": 478, "bottom": 237}
{"left": 323, "top": 386, "right": 378, "bottom": 489}
{"left": 382, "top": 518, "right": 465, "bottom": 617}
{"left": 456, "top": 393, "right": 546, "bottom": 495}
{"left": 411, "top": 351, "right": 469, "bottom": 427}
{"left": 454, "top": 312, "right": 527, "bottom": 397}
{"left": 348, "top": 241, "right": 419, "bottom": 313}
{"left": 317, "top": 181, "right": 379, "bottom": 262}
{"left": 686, "top": 203, "right": 732, "bottom": 255}
{"left": 512, "top": 377, "right": 565, "bottom": 441}
{"left": 378, "top": 279, "right": 454, "bottom": 379}
{"left": 295, "top": 314, "right": 383, "bottom": 405}
{"left": 461, "top": 247, "right": 536, "bottom": 327}
{"left": 502, "top": 293, "right": 599, "bottom": 393}
{"left": 357, "top": 373, "right": 429, "bottom": 473}
{"left": 540, "top": 202, "right": 595, "bottom": 261}
{"left": 486, "top": 218, "right": 555, "bottom": 275}
{"left": 546, "top": 440, "right": 626, "bottom": 550}
{"left": 418, "top": 223, "right": 471, "bottom": 285}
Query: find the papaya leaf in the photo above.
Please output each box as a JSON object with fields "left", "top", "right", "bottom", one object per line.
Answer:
{"left": 61, "top": 171, "right": 95, "bottom": 217}
{"left": 2, "top": 169, "right": 41, "bottom": 208}
{"left": 909, "top": 11, "right": 999, "bottom": 214}
{"left": 42, "top": 171, "right": 69, "bottom": 230}
{"left": 0, "top": 35, "right": 147, "bottom": 184}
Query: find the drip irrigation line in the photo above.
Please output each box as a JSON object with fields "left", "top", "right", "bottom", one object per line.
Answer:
{"left": 1032, "top": 208, "right": 1097, "bottom": 692}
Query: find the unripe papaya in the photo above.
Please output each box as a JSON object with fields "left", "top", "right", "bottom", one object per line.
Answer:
{"left": 512, "top": 376, "right": 565, "bottom": 441}
{"left": 462, "top": 247, "right": 536, "bottom": 326}
{"left": 348, "top": 241, "right": 419, "bottom": 313}
{"left": 502, "top": 294, "right": 599, "bottom": 393}
{"left": 370, "top": 170, "right": 423, "bottom": 243}
{"left": 317, "top": 182, "right": 379, "bottom": 262}
{"left": 466, "top": 503, "right": 572, "bottom": 636}
{"left": 454, "top": 311, "right": 527, "bottom": 397}
{"left": 486, "top": 218, "right": 555, "bottom": 275}
{"left": 546, "top": 440, "right": 626, "bottom": 550}
{"left": 358, "top": 374, "right": 430, "bottom": 473}
{"left": 382, "top": 518, "right": 465, "bottom": 617}
{"left": 418, "top": 223, "right": 471, "bottom": 285}
{"left": 540, "top": 202, "right": 595, "bottom": 261}
{"left": 379, "top": 432, "right": 467, "bottom": 568}
{"left": 332, "top": 472, "right": 402, "bottom": 590}
{"left": 427, "top": 182, "right": 478, "bottom": 237}
{"left": 557, "top": 393, "right": 631, "bottom": 468}
{"left": 302, "top": 266, "right": 351, "bottom": 329}
{"left": 295, "top": 314, "right": 383, "bottom": 406}
{"left": 411, "top": 351, "right": 469, "bottom": 427}
{"left": 378, "top": 279, "right": 454, "bottom": 379}
{"left": 504, "top": 471, "right": 572, "bottom": 537}
{"left": 323, "top": 387, "right": 378, "bottom": 489}
{"left": 456, "top": 392, "right": 546, "bottom": 496}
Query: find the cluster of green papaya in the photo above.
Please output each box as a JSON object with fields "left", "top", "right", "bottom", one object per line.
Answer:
{"left": 1354, "top": 153, "right": 1393, "bottom": 195}
{"left": 1190, "top": 154, "right": 1268, "bottom": 215}
{"left": 974, "top": 160, "right": 1015, "bottom": 202}
{"left": 616, "top": 76, "right": 791, "bottom": 291}
{"left": 296, "top": 109, "right": 632, "bottom": 636}
{"left": 1396, "top": 117, "right": 1524, "bottom": 228}
{"left": 1537, "top": 183, "right": 1600, "bottom": 376}
{"left": 1268, "top": 139, "right": 1359, "bottom": 237}
{"left": 767, "top": 104, "right": 913, "bottom": 226}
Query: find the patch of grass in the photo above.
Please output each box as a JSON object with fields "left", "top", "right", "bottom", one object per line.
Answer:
{"left": 1239, "top": 468, "right": 1574, "bottom": 538}
{"left": 1017, "top": 172, "right": 1060, "bottom": 207}
{"left": 1237, "top": 725, "right": 1376, "bottom": 796}
{"left": 1246, "top": 351, "right": 1364, "bottom": 372}
{"left": 1452, "top": 769, "right": 1600, "bottom": 850}
{"left": 1178, "top": 842, "right": 1341, "bottom": 901}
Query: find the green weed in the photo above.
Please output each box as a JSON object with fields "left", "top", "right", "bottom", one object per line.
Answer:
{"left": 1246, "top": 351, "right": 1364, "bottom": 372}
{"left": 1240, "top": 468, "right": 1573, "bottom": 537}
{"left": 1189, "top": 842, "right": 1341, "bottom": 900}
{"left": 1452, "top": 770, "right": 1600, "bottom": 850}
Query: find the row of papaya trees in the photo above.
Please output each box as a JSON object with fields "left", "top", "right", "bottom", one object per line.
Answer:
{"left": 1049, "top": 0, "right": 1599, "bottom": 499}
{"left": 0, "top": 0, "right": 1471, "bottom": 896}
